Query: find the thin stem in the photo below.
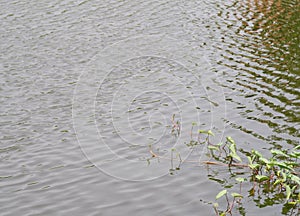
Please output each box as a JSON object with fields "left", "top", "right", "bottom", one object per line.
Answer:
{"left": 225, "top": 194, "right": 230, "bottom": 210}
{"left": 170, "top": 150, "right": 174, "bottom": 171}
{"left": 213, "top": 205, "right": 219, "bottom": 216}
{"left": 228, "top": 198, "right": 235, "bottom": 215}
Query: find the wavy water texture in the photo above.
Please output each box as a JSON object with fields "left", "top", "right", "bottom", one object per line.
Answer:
{"left": 0, "top": 0, "right": 299, "bottom": 215}
{"left": 210, "top": 0, "right": 300, "bottom": 147}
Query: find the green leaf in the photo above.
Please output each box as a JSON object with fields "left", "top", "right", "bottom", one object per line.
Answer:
{"left": 251, "top": 150, "right": 262, "bottom": 158}
{"left": 294, "top": 145, "right": 300, "bottom": 150}
{"left": 247, "top": 156, "right": 253, "bottom": 165}
{"left": 281, "top": 172, "right": 287, "bottom": 182}
{"left": 208, "top": 145, "right": 219, "bottom": 151}
{"left": 236, "top": 177, "right": 246, "bottom": 183}
{"left": 216, "top": 142, "right": 223, "bottom": 147}
{"left": 249, "top": 163, "right": 260, "bottom": 170}
{"left": 198, "top": 129, "right": 208, "bottom": 134}
{"left": 290, "top": 174, "right": 300, "bottom": 185}
{"left": 216, "top": 189, "right": 227, "bottom": 200}
{"left": 229, "top": 143, "right": 237, "bottom": 154}
{"left": 255, "top": 175, "right": 269, "bottom": 182}
{"left": 290, "top": 151, "right": 300, "bottom": 158}
{"left": 228, "top": 143, "right": 242, "bottom": 162}
{"left": 285, "top": 161, "right": 298, "bottom": 166}
{"left": 207, "top": 130, "right": 215, "bottom": 136}
{"left": 226, "top": 136, "right": 235, "bottom": 144}
{"left": 271, "top": 149, "right": 289, "bottom": 158}
{"left": 231, "top": 192, "right": 243, "bottom": 198}
{"left": 273, "top": 161, "right": 294, "bottom": 171}
{"left": 259, "top": 157, "right": 269, "bottom": 164}
{"left": 249, "top": 187, "right": 255, "bottom": 196}
{"left": 192, "top": 122, "right": 197, "bottom": 126}
{"left": 274, "top": 179, "right": 283, "bottom": 186}
{"left": 230, "top": 152, "right": 242, "bottom": 162}
{"left": 285, "top": 184, "right": 291, "bottom": 201}
{"left": 220, "top": 212, "right": 226, "bottom": 216}
{"left": 267, "top": 160, "right": 275, "bottom": 167}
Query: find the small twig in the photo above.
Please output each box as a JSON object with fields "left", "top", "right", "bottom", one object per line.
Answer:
{"left": 203, "top": 161, "right": 249, "bottom": 167}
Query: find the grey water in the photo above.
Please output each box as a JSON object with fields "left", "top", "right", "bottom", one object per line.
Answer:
{"left": 1, "top": 0, "right": 299, "bottom": 215}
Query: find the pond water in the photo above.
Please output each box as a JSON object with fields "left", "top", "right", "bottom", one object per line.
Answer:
{"left": 0, "top": 0, "right": 299, "bottom": 215}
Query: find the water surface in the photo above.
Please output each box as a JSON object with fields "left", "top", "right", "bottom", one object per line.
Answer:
{"left": 0, "top": 0, "right": 299, "bottom": 215}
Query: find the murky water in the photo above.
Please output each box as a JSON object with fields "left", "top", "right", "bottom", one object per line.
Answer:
{"left": 1, "top": 0, "right": 299, "bottom": 215}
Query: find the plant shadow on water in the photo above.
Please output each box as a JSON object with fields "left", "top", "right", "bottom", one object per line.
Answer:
{"left": 146, "top": 120, "right": 300, "bottom": 216}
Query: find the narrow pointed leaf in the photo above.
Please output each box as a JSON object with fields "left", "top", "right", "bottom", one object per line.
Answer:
{"left": 290, "top": 151, "right": 300, "bottom": 158}
{"left": 270, "top": 149, "right": 288, "bottom": 158}
{"left": 247, "top": 156, "right": 253, "bottom": 165}
{"left": 207, "top": 130, "right": 215, "bottom": 136}
{"left": 229, "top": 144, "right": 237, "bottom": 154}
{"left": 294, "top": 145, "right": 300, "bottom": 150}
{"left": 256, "top": 175, "right": 269, "bottom": 182}
{"left": 252, "top": 150, "right": 262, "bottom": 158}
{"left": 285, "top": 184, "right": 291, "bottom": 201}
{"left": 274, "top": 179, "right": 283, "bottom": 186}
{"left": 226, "top": 136, "right": 235, "bottom": 144}
{"left": 282, "top": 172, "right": 287, "bottom": 182}
{"left": 231, "top": 192, "right": 243, "bottom": 198}
{"left": 198, "top": 129, "right": 208, "bottom": 134}
{"left": 259, "top": 157, "right": 269, "bottom": 164}
{"left": 236, "top": 177, "right": 246, "bottom": 183}
{"left": 217, "top": 142, "right": 223, "bottom": 147}
{"left": 290, "top": 174, "right": 300, "bottom": 185}
{"left": 273, "top": 161, "right": 294, "bottom": 171}
{"left": 230, "top": 152, "right": 242, "bottom": 162}
{"left": 216, "top": 189, "right": 227, "bottom": 200}
{"left": 208, "top": 145, "right": 219, "bottom": 151}
{"left": 249, "top": 163, "right": 260, "bottom": 170}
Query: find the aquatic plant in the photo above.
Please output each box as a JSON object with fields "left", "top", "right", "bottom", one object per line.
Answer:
{"left": 147, "top": 121, "right": 300, "bottom": 215}
{"left": 199, "top": 130, "right": 300, "bottom": 216}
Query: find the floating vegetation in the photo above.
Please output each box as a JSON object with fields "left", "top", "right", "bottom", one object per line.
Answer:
{"left": 208, "top": 136, "right": 300, "bottom": 216}
{"left": 147, "top": 120, "right": 300, "bottom": 215}
{"left": 171, "top": 114, "right": 181, "bottom": 137}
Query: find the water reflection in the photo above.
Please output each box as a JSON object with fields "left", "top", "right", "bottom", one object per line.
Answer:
{"left": 214, "top": 0, "right": 299, "bottom": 146}
{"left": 0, "top": 0, "right": 298, "bottom": 215}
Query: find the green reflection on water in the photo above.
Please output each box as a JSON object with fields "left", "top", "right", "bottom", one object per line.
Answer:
{"left": 217, "top": 0, "right": 299, "bottom": 144}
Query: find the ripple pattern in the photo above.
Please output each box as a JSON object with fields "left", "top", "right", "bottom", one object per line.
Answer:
{"left": 1, "top": 0, "right": 299, "bottom": 215}
{"left": 205, "top": 0, "right": 299, "bottom": 147}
